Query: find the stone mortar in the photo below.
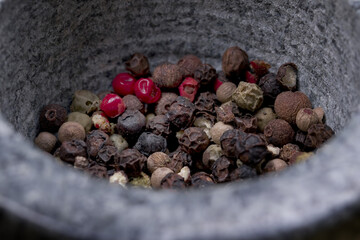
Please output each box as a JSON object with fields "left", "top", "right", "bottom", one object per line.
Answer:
{"left": 0, "top": 0, "right": 360, "bottom": 239}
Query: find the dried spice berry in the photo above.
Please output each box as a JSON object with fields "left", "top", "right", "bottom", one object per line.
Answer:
{"left": 177, "top": 55, "right": 203, "bottom": 78}
{"left": 97, "top": 145, "right": 117, "bottom": 164}
{"left": 274, "top": 91, "right": 312, "bottom": 124}
{"left": 178, "top": 166, "right": 191, "bottom": 183}
{"left": 169, "top": 148, "right": 193, "bottom": 168}
{"left": 34, "top": 132, "right": 57, "bottom": 153}
{"left": 249, "top": 60, "right": 271, "bottom": 79}
{"left": 258, "top": 73, "right": 283, "bottom": 105}
{"left": 86, "top": 130, "right": 110, "bottom": 159}
{"left": 220, "top": 129, "right": 247, "bottom": 158}
{"left": 134, "top": 132, "right": 167, "bottom": 156}
{"left": 160, "top": 173, "right": 186, "bottom": 189}
{"left": 58, "top": 122, "right": 86, "bottom": 143}
{"left": 167, "top": 96, "right": 196, "bottom": 130}
{"left": 236, "top": 133, "right": 268, "bottom": 166}
{"left": 276, "top": 63, "right": 298, "bottom": 91}
{"left": 195, "top": 92, "right": 216, "bottom": 112}
{"left": 202, "top": 144, "right": 223, "bottom": 170}
{"left": 67, "top": 112, "right": 92, "bottom": 133}
{"left": 122, "top": 95, "right": 144, "bottom": 114}
{"left": 193, "top": 117, "right": 213, "bottom": 138}
{"left": 179, "top": 127, "right": 210, "bottom": 154}
{"left": 86, "top": 165, "right": 108, "bottom": 179}
{"left": 39, "top": 104, "right": 67, "bottom": 132}
{"left": 194, "top": 64, "right": 217, "bottom": 86}
{"left": 112, "top": 73, "right": 137, "bottom": 96}
{"left": 117, "top": 109, "right": 146, "bottom": 141}
{"left": 216, "top": 82, "right": 237, "bottom": 103}
{"left": 304, "top": 124, "right": 334, "bottom": 149}
{"left": 229, "top": 165, "right": 257, "bottom": 181}
{"left": 254, "top": 107, "right": 277, "bottom": 133}
{"left": 92, "top": 111, "right": 112, "bottom": 133}
{"left": 232, "top": 82, "right": 264, "bottom": 112}
{"left": 155, "top": 92, "right": 178, "bottom": 115}
{"left": 110, "top": 134, "right": 128, "bottom": 152}
{"left": 147, "top": 115, "right": 171, "bottom": 137}
{"left": 263, "top": 159, "right": 288, "bottom": 173}
{"left": 210, "top": 121, "right": 233, "bottom": 145}
{"left": 280, "top": 143, "right": 300, "bottom": 162}
{"left": 313, "top": 107, "right": 325, "bottom": 123}
{"left": 296, "top": 108, "right": 320, "bottom": 132}
{"left": 267, "top": 144, "right": 281, "bottom": 158}
{"left": 153, "top": 63, "right": 183, "bottom": 88}
{"left": 245, "top": 71, "right": 258, "bottom": 84}
{"left": 222, "top": 46, "right": 249, "bottom": 80}
{"left": 264, "top": 119, "right": 295, "bottom": 147}
{"left": 74, "top": 156, "right": 89, "bottom": 170}
{"left": 115, "top": 148, "right": 146, "bottom": 178}
{"left": 109, "top": 171, "right": 128, "bottom": 188}
{"left": 212, "top": 156, "right": 234, "bottom": 183}
{"left": 234, "top": 115, "right": 258, "bottom": 133}
{"left": 215, "top": 104, "right": 235, "bottom": 124}
{"left": 178, "top": 77, "right": 199, "bottom": 102}
{"left": 166, "top": 153, "right": 184, "bottom": 173}
{"left": 129, "top": 172, "right": 151, "bottom": 188}
{"left": 100, "top": 93, "right": 126, "bottom": 118}
{"left": 59, "top": 139, "right": 87, "bottom": 163}
{"left": 151, "top": 167, "right": 174, "bottom": 188}
{"left": 134, "top": 78, "right": 162, "bottom": 104}
{"left": 191, "top": 172, "right": 215, "bottom": 188}
{"left": 125, "top": 53, "right": 150, "bottom": 77}
{"left": 147, "top": 152, "right": 171, "bottom": 173}
{"left": 70, "top": 90, "right": 100, "bottom": 114}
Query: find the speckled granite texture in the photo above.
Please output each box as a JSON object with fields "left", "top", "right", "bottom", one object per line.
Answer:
{"left": 0, "top": 0, "right": 360, "bottom": 239}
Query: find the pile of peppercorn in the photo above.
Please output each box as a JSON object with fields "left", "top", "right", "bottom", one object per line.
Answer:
{"left": 34, "top": 47, "right": 334, "bottom": 189}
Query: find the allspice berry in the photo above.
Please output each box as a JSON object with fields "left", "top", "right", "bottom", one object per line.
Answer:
{"left": 153, "top": 63, "right": 183, "bottom": 88}
{"left": 274, "top": 91, "right": 312, "bottom": 124}
{"left": 280, "top": 143, "right": 300, "bottom": 162}
{"left": 147, "top": 152, "right": 171, "bottom": 173}
{"left": 177, "top": 55, "right": 203, "bottom": 78}
{"left": 276, "top": 63, "right": 298, "bottom": 91}
{"left": 122, "top": 95, "right": 144, "bottom": 113}
{"left": 125, "top": 53, "right": 150, "bottom": 77}
{"left": 222, "top": 46, "right": 249, "bottom": 79}
{"left": 39, "top": 104, "right": 67, "bottom": 132}
{"left": 263, "top": 159, "right": 288, "bottom": 173}
{"left": 58, "top": 121, "right": 86, "bottom": 143}
{"left": 255, "top": 107, "right": 277, "bottom": 132}
{"left": 232, "top": 82, "right": 263, "bottom": 112}
{"left": 67, "top": 112, "right": 92, "bottom": 133}
{"left": 264, "top": 119, "right": 294, "bottom": 147}
{"left": 155, "top": 92, "right": 178, "bottom": 115}
{"left": 216, "top": 82, "right": 237, "bottom": 103}
{"left": 70, "top": 90, "right": 100, "bottom": 114}
{"left": 150, "top": 167, "right": 174, "bottom": 188}
{"left": 296, "top": 108, "right": 320, "bottom": 132}
{"left": 34, "top": 132, "right": 57, "bottom": 153}
{"left": 209, "top": 122, "right": 234, "bottom": 145}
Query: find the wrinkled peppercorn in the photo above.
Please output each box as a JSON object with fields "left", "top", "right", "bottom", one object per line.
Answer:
{"left": 212, "top": 156, "right": 234, "bottom": 183}
{"left": 117, "top": 109, "right": 146, "bottom": 142}
{"left": 229, "top": 165, "right": 257, "bottom": 181}
{"left": 179, "top": 127, "right": 210, "bottom": 154}
{"left": 39, "top": 104, "right": 67, "bottom": 132}
{"left": 304, "top": 124, "right": 334, "bottom": 149}
{"left": 160, "top": 173, "right": 186, "bottom": 189}
{"left": 155, "top": 92, "right": 178, "bottom": 115}
{"left": 59, "top": 139, "right": 87, "bottom": 163}
{"left": 234, "top": 115, "right": 258, "bottom": 133}
{"left": 147, "top": 115, "right": 171, "bottom": 137}
{"left": 215, "top": 104, "right": 235, "bottom": 124}
{"left": 177, "top": 55, "right": 203, "bottom": 78}
{"left": 122, "top": 95, "right": 145, "bottom": 114}
{"left": 191, "top": 172, "right": 215, "bottom": 188}
{"left": 167, "top": 96, "right": 196, "bottom": 130}
{"left": 258, "top": 73, "right": 283, "bottom": 105}
{"left": 125, "top": 53, "right": 150, "bottom": 77}
{"left": 194, "top": 64, "right": 217, "bottom": 86}
{"left": 169, "top": 148, "right": 193, "bottom": 168}
{"left": 134, "top": 132, "right": 167, "bottom": 156}
{"left": 86, "top": 130, "right": 111, "bottom": 159}
{"left": 220, "top": 129, "right": 247, "bottom": 158}
{"left": 232, "top": 82, "right": 264, "bottom": 112}
{"left": 236, "top": 133, "right": 268, "bottom": 166}
{"left": 97, "top": 145, "right": 117, "bottom": 164}
{"left": 280, "top": 143, "right": 300, "bottom": 162}
{"left": 115, "top": 149, "right": 146, "bottom": 178}
{"left": 222, "top": 46, "right": 249, "bottom": 80}
{"left": 195, "top": 92, "right": 216, "bottom": 112}
{"left": 86, "top": 165, "right": 108, "bottom": 179}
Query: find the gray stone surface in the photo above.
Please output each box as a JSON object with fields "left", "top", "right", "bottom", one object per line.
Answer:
{"left": 0, "top": 0, "right": 360, "bottom": 239}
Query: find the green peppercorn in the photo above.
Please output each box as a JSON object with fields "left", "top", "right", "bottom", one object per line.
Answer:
{"left": 70, "top": 90, "right": 100, "bottom": 114}
{"left": 232, "top": 82, "right": 263, "bottom": 112}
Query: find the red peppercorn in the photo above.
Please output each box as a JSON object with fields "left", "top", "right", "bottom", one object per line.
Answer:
{"left": 100, "top": 93, "right": 126, "bottom": 118}
{"left": 249, "top": 60, "right": 271, "bottom": 78}
{"left": 213, "top": 78, "right": 223, "bottom": 91}
{"left": 134, "top": 78, "right": 161, "bottom": 104}
{"left": 178, "top": 77, "right": 199, "bottom": 102}
{"left": 112, "top": 73, "right": 136, "bottom": 96}
{"left": 245, "top": 71, "right": 258, "bottom": 84}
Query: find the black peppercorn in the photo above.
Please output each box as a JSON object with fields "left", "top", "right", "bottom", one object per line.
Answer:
{"left": 194, "top": 64, "right": 217, "bottom": 86}
{"left": 155, "top": 92, "right": 178, "bottom": 115}
{"left": 39, "top": 104, "right": 67, "bottom": 132}
{"left": 234, "top": 115, "right": 258, "bottom": 133}
{"left": 97, "top": 145, "right": 118, "bottom": 164}
{"left": 125, "top": 53, "right": 150, "bottom": 77}
{"left": 147, "top": 115, "right": 171, "bottom": 137}
{"left": 258, "top": 73, "right": 283, "bottom": 105}
{"left": 304, "top": 124, "right": 334, "bottom": 149}
{"left": 229, "top": 165, "right": 257, "bottom": 181}
{"left": 122, "top": 95, "right": 144, "bottom": 114}
{"left": 86, "top": 165, "right": 108, "bottom": 179}
{"left": 177, "top": 55, "right": 203, "bottom": 78}
{"left": 115, "top": 149, "right": 146, "bottom": 178}
{"left": 169, "top": 147, "right": 193, "bottom": 168}
{"left": 195, "top": 92, "right": 216, "bottom": 112}
{"left": 215, "top": 105, "right": 235, "bottom": 124}
{"left": 160, "top": 173, "right": 186, "bottom": 189}
{"left": 179, "top": 127, "right": 210, "bottom": 154}
{"left": 235, "top": 133, "right": 268, "bottom": 166}
{"left": 167, "top": 96, "right": 196, "bottom": 130}
{"left": 191, "top": 172, "right": 215, "bottom": 188}
{"left": 86, "top": 130, "right": 111, "bottom": 159}
{"left": 134, "top": 132, "right": 167, "bottom": 156}
{"left": 220, "top": 129, "right": 247, "bottom": 158}
{"left": 117, "top": 109, "right": 146, "bottom": 142}
{"left": 212, "top": 156, "right": 234, "bottom": 183}
{"left": 59, "top": 139, "right": 87, "bottom": 163}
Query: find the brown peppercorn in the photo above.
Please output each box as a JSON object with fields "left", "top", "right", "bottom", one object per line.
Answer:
{"left": 209, "top": 122, "right": 233, "bottom": 145}
{"left": 212, "top": 156, "right": 234, "bottom": 183}
{"left": 234, "top": 115, "right": 258, "bottom": 133}
{"left": 195, "top": 92, "right": 216, "bottom": 112}
{"left": 86, "top": 165, "right": 108, "bottom": 179}
{"left": 177, "top": 55, "right": 203, "bottom": 78}
{"left": 147, "top": 115, "right": 171, "bottom": 137}
{"left": 232, "top": 82, "right": 264, "bottom": 112}
{"left": 229, "top": 165, "right": 257, "bottom": 181}
{"left": 160, "top": 173, "right": 186, "bottom": 189}
{"left": 86, "top": 130, "right": 111, "bottom": 159}
{"left": 191, "top": 172, "right": 215, "bottom": 188}
{"left": 169, "top": 148, "right": 193, "bottom": 168}
{"left": 59, "top": 140, "right": 87, "bottom": 163}
{"left": 194, "top": 64, "right": 217, "bottom": 86}
{"left": 222, "top": 46, "right": 249, "bottom": 79}
{"left": 280, "top": 143, "right": 301, "bottom": 162}
{"left": 296, "top": 108, "right": 320, "bottom": 132}
{"left": 236, "top": 133, "right": 268, "bottom": 166}
{"left": 115, "top": 148, "right": 146, "bottom": 178}
{"left": 179, "top": 127, "right": 210, "bottom": 154}
{"left": 58, "top": 122, "right": 86, "bottom": 143}
{"left": 147, "top": 152, "right": 171, "bottom": 173}
{"left": 216, "top": 82, "right": 237, "bottom": 103}
{"left": 97, "top": 145, "right": 117, "bottom": 164}
{"left": 153, "top": 63, "right": 183, "bottom": 88}
{"left": 202, "top": 144, "right": 223, "bottom": 170}
{"left": 215, "top": 104, "right": 235, "bottom": 124}
{"left": 264, "top": 119, "right": 294, "bottom": 147}
{"left": 74, "top": 156, "right": 89, "bottom": 169}
{"left": 274, "top": 91, "right": 312, "bottom": 124}
{"left": 151, "top": 167, "right": 174, "bottom": 188}
{"left": 276, "top": 63, "right": 298, "bottom": 91}
{"left": 167, "top": 96, "right": 195, "bottom": 130}
{"left": 39, "top": 104, "right": 67, "bottom": 132}
{"left": 155, "top": 92, "right": 178, "bottom": 115}
{"left": 304, "top": 124, "right": 334, "bottom": 149}
{"left": 125, "top": 53, "right": 150, "bottom": 77}
{"left": 258, "top": 73, "right": 283, "bottom": 105}
{"left": 122, "top": 95, "right": 144, "bottom": 114}
{"left": 34, "top": 132, "right": 57, "bottom": 153}
{"left": 254, "top": 107, "right": 277, "bottom": 133}
{"left": 220, "top": 129, "right": 247, "bottom": 158}
{"left": 117, "top": 109, "right": 146, "bottom": 141}
{"left": 263, "top": 159, "right": 288, "bottom": 173}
